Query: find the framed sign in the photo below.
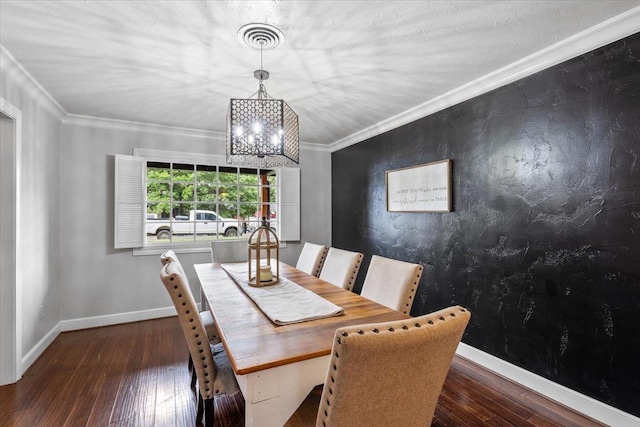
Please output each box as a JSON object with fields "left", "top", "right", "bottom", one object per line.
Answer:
{"left": 386, "top": 159, "right": 452, "bottom": 212}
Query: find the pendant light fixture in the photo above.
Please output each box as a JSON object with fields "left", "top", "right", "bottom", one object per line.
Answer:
{"left": 226, "top": 23, "right": 299, "bottom": 167}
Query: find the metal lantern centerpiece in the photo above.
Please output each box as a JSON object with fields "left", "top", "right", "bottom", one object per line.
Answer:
{"left": 247, "top": 217, "right": 280, "bottom": 287}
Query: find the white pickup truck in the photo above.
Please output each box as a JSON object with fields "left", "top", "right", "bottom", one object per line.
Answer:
{"left": 146, "top": 209, "right": 241, "bottom": 239}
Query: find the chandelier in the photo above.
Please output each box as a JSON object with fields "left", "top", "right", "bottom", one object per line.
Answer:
{"left": 226, "top": 23, "right": 299, "bottom": 167}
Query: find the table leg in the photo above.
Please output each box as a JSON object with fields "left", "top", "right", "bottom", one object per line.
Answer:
{"left": 235, "top": 355, "right": 330, "bottom": 427}
{"left": 200, "top": 287, "right": 209, "bottom": 312}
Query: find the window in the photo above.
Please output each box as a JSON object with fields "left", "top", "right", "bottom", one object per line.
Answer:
{"left": 114, "top": 150, "right": 299, "bottom": 250}
{"left": 145, "top": 161, "right": 277, "bottom": 245}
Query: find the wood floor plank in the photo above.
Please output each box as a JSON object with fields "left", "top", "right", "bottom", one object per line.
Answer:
{"left": 431, "top": 405, "right": 472, "bottom": 427}
{"left": 436, "top": 393, "right": 492, "bottom": 426}
{"left": 527, "top": 414, "right": 571, "bottom": 427}
{"left": 46, "top": 339, "right": 103, "bottom": 426}
{"left": 444, "top": 367, "right": 539, "bottom": 425}
{"left": 520, "top": 390, "right": 604, "bottom": 427}
{"left": 0, "top": 316, "right": 606, "bottom": 427}
{"left": 0, "top": 383, "right": 17, "bottom": 425}
{"left": 483, "top": 414, "right": 519, "bottom": 426}
{"left": 109, "top": 320, "right": 157, "bottom": 426}
{"left": 438, "top": 377, "right": 496, "bottom": 422}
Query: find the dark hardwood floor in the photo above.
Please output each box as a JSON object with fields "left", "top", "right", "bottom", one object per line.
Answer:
{"left": 0, "top": 317, "right": 603, "bottom": 427}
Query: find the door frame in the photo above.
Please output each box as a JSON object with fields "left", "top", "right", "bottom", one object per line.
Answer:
{"left": 0, "top": 97, "right": 23, "bottom": 385}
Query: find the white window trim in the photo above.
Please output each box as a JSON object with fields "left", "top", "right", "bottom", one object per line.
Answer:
{"left": 115, "top": 149, "right": 298, "bottom": 256}
{"left": 133, "top": 148, "right": 227, "bottom": 166}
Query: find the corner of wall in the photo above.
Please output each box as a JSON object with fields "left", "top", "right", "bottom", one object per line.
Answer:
{"left": 0, "top": 44, "right": 67, "bottom": 120}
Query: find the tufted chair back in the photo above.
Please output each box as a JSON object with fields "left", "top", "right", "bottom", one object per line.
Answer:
{"left": 315, "top": 306, "right": 470, "bottom": 427}
{"left": 318, "top": 248, "right": 363, "bottom": 291}
{"left": 160, "top": 261, "right": 236, "bottom": 401}
{"left": 360, "top": 255, "right": 423, "bottom": 315}
{"left": 296, "top": 242, "right": 328, "bottom": 277}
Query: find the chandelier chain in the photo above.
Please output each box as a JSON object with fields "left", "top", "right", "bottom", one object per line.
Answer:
{"left": 260, "top": 41, "right": 264, "bottom": 70}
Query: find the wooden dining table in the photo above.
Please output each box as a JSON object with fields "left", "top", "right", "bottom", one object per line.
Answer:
{"left": 194, "top": 261, "right": 410, "bottom": 427}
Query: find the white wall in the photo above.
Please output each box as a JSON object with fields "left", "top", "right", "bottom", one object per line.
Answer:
{"left": 0, "top": 73, "right": 61, "bottom": 358}
{"left": 281, "top": 147, "right": 332, "bottom": 265}
{"left": 59, "top": 121, "right": 331, "bottom": 321}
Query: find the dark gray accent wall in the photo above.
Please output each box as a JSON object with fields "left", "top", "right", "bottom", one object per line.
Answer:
{"left": 332, "top": 32, "right": 640, "bottom": 416}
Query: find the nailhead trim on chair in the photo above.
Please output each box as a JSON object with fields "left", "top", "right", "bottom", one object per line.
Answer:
{"left": 314, "top": 247, "right": 329, "bottom": 277}
{"left": 162, "top": 250, "right": 221, "bottom": 344}
{"left": 163, "top": 266, "right": 219, "bottom": 400}
{"left": 346, "top": 254, "right": 363, "bottom": 291}
{"left": 319, "top": 306, "right": 469, "bottom": 426}
{"left": 401, "top": 265, "right": 423, "bottom": 314}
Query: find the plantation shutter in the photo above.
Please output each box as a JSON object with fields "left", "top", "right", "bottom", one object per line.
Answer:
{"left": 277, "top": 167, "right": 300, "bottom": 241}
{"left": 114, "top": 154, "right": 145, "bottom": 249}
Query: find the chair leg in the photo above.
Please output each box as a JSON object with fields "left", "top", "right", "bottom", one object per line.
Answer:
{"left": 204, "top": 397, "right": 215, "bottom": 427}
{"left": 196, "top": 392, "right": 204, "bottom": 426}
{"left": 188, "top": 353, "right": 193, "bottom": 372}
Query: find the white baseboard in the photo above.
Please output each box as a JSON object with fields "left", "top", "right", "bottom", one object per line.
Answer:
{"left": 456, "top": 342, "right": 640, "bottom": 427}
{"left": 59, "top": 306, "right": 178, "bottom": 332}
{"left": 21, "top": 322, "right": 61, "bottom": 375}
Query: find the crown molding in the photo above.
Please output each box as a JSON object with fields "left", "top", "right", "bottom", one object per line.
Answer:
{"left": 63, "top": 114, "right": 224, "bottom": 140}
{"left": 329, "top": 6, "right": 640, "bottom": 153}
{"left": 63, "top": 113, "right": 327, "bottom": 151}
{"left": 300, "top": 141, "right": 331, "bottom": 152}
{"left": 0, "top": 44, "right": 67, "bottom": 121}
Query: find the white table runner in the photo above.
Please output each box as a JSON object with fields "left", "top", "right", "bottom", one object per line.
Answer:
{"left": 221, "top": 262, "right": 344, "bottom": 325}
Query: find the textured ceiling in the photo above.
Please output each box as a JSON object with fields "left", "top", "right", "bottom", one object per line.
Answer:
{"left": 1, "top": 1, "right": 639, "bottom": 145}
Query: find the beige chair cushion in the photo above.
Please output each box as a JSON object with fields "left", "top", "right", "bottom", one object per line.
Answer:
{"left": 160, "top": 250, "right": 220, "bottom": 343}
{"left": 199, "top": 310, "right": 218, "bottom": 342}
{"left": 210, "top": 240, "right": 249, "bottom": 263}
{"left": 360, "top": 255, "right": 423, "bottom": 315}
{"left": 295, "top": 242, "right": 328, "bottom": 276}
{"left": 210, "top": 341, "right": 240, "bottom": 397}
{"left": 160, "top": 261, "right": 239, "bottom": 399}
{"left": 318, "top": 248, "right": 363, "bottom": 291}
{"left": 285, "top": 306, "right": 471, "bottom": 427}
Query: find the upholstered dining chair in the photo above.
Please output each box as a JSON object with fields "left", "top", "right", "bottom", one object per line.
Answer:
{"left": 360, "top": 255, "right": 424, "bottom": 315}
{"left": 160, "top": 250, "right": 220, "bottom": 384}
{"left": 284, "top": 305, "right": 471, "bottom": 427}
{"left": 295, "top": 242, "right": 328, "bottom": 276}
{"left": 318, "top": 247, "right": 363, "bottom": 291}
{"left": 160, "top": 261, "right": 240, "bottom": 427}
{"left": 160, "top": 250, "right": 220, "bottom": 344}
{"left": 210, "top": 240, "right": 249, "bottom": 263}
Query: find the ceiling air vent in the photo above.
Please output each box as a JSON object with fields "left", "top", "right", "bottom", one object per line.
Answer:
{"left": 238, "top": 23, "right": 285, "bottom": 50}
